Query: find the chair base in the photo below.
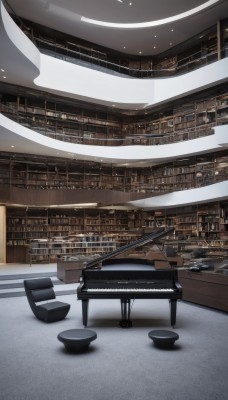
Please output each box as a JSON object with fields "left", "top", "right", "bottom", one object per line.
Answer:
{"left": 58, "top": 329, "right": 97, "bottom": 353}
{"left": 148, "top": 329, "right": 179, "bottom": 349}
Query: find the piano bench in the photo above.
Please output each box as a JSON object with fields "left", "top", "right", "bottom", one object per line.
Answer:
{"left": 57, "top": 329, "right": 97, "bottom": 353}
{"left": 148, "top": 330, "right": 179, "bottom": 349}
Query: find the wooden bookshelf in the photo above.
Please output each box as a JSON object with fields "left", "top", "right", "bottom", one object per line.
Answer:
{"left": 1, "top": 85, "right": 228, "bottom": 147}
{"left": 29, "top": 234, "right": 117, "bottom": 263}
{"left": 5, "top": 202, "right": 228, "bottom": 263}
{"left": 197, "top": 204, "right": 221, "bottom": 240}
{"left": 0, "top": 149, "right": 226, "bottom": 194}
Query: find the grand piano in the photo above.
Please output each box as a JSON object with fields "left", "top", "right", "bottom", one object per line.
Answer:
{"left": 77, "top": 227, "right": 182, "bottom": 327}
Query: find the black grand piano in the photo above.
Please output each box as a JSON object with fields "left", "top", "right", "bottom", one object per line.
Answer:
{"left": 77, "top": 227, "right": 182, "bottom": 327}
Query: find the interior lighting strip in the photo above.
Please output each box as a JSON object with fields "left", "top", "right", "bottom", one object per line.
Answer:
{"left": 81, "top": 0, "right": 219, "bottom": 29}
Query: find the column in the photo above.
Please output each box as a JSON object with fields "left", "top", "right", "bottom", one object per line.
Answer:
{"left": 0, "top": 206, "right": 6, "bottom": 263}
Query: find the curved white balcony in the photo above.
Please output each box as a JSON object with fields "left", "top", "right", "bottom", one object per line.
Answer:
{"left": 0, "top": 1, "right": 228, "bottom": 110}
{"left": 0, "top": 114, "right": 227, "bottom": 165}
{"left": 128, "top": 181, "right": 228, "bottom": 209}
{"left": 0, "top": 1, "right": 40, "bottom": 84}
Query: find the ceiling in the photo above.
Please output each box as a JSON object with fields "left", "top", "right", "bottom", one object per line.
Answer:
{"left": 4, "top": 0, "right": 228, "bottom": 56}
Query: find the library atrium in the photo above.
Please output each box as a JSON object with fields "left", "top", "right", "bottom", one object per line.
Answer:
{"left": 0, "top": 1, "right": 228, "bottom": 400}
{"left": 0, "top": 0, "right": 227, "bottom": 265}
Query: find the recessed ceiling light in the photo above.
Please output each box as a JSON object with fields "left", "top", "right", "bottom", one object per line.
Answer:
{"left": 2, "top": 76, "right": 7, "bottom": 79}
{"left": 170, "top": 42, "right": 173, "bottom": 46}
{"left": 153, "top": 46, "right": 156, "bottom": 49}
{"left": 139, "top": 51, "right": 142, "bottom": 54}
{"left": 11, "top": 145, "right": 15, "bottom": 148}
{"left": 117, "top": 0, "right": 123, "bottom": 3}
{"left": 1, "top": 68, "right": 5, "bottom": 72}
{"left": 72, "top": 203, "right": 97, "bottom": 207}
{"left": 129, "top": 2, "right": 132, "bottom": 5}
{"left": 123, "top": 46, "right": 126, "bottom": 49}
{"left": 154, "top": 34, "right": 158, "bottom": 38}
{"left": 171, "top": 28, "right": 174, "bottom": 32}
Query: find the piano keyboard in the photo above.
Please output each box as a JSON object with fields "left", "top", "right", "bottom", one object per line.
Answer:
{"left": 87, "top": 288, "right": 174, "bottom": 292}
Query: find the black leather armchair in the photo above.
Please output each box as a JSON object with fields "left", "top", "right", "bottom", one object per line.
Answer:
{"left": 24, "top": 278, "right": 70, "bottom": 322}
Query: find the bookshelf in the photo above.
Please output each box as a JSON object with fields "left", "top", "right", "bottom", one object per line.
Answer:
{"left": 0, "top": 149, "right": 226, "bottom": 193}
{"left": 5, "top": 202, "right": 228, "bottom": 263}
{"left": 219, "top": 205, "right": 228, "bottom": 240}
{"left": 197, "top": 204, "right": 228, "bottom": 240}
{"left": 1, "top": 95, "right": 122, "bottom": 146}
{"left": 1, "top": 85, "right": 228, "bottom": 147}
{"left": 175, "top": 215, "right": 198, "bottom": 237}
{"left": 29, "top": 234, "right": 117, "bottom": 264}
{"left": 216, "top": 94, "right": 228, "bottom": 123}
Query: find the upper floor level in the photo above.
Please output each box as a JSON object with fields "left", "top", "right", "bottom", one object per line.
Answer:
{"left": 1, "top": 1, "right": 228, "bottom": 112}
{"left": 11, "top": 8, "right": 228, "bottom": 78}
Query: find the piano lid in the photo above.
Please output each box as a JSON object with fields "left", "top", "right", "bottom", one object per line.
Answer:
{"left": 86, "top": 226, "right": 174, "bottom": 269}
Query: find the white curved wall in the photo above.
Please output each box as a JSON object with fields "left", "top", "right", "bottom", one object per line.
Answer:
{"left": 1, "top": 1, "right": 40, "bottom": 72}
{"left": 34, "top": 54, "right": 152, "bottom": 109}
{"left": 128, "top": 181, "right": 228, "bottom": 209}
{"left": 34, "top": 55, "right": 228, "bottom": 110}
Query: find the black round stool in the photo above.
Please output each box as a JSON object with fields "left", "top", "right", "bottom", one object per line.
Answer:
{"left": 148, "top": 330, "right": 179, "bottom": 349}
{"left": 58, "top": 329, "right": 97, "bottom": 353}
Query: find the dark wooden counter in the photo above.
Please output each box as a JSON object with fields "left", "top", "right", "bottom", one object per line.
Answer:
{"left": 178, "top": 269, "right": 228, "bottom": 312}
{"left": 57, "top": 260, "right": 86, "bottom": 283}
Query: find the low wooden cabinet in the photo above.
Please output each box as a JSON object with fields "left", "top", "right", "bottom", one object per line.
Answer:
{"left": 6, "top": 245, "right": 29, "bottom": 263}
{"left": 178, "top": 269, "right": 228, "bottom": 312}
{"left": 57, "top": 260, "right": 86, "bottom": 283}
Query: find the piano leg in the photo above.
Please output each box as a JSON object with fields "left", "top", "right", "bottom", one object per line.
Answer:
{"left": 120, "top": 299, "right": 132, "bottom": 328}
{"left": 169, "top": 299, "right": 177, "bottom": 327}
{"left": 82, "top": 299, "right": 89, "bottom": 327}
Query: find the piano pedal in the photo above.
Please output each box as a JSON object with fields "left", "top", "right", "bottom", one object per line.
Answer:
{"left": 119, "top": 319, "right": 132, "bottom": 328}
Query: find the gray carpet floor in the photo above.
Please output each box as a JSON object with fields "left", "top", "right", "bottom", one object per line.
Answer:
{"left": 0, "top": 292, "right": 227, "bottom": 400}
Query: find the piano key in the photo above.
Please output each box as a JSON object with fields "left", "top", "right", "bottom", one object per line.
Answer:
{"left": 86, "top": 288, "right": 174, "bottom": 292}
